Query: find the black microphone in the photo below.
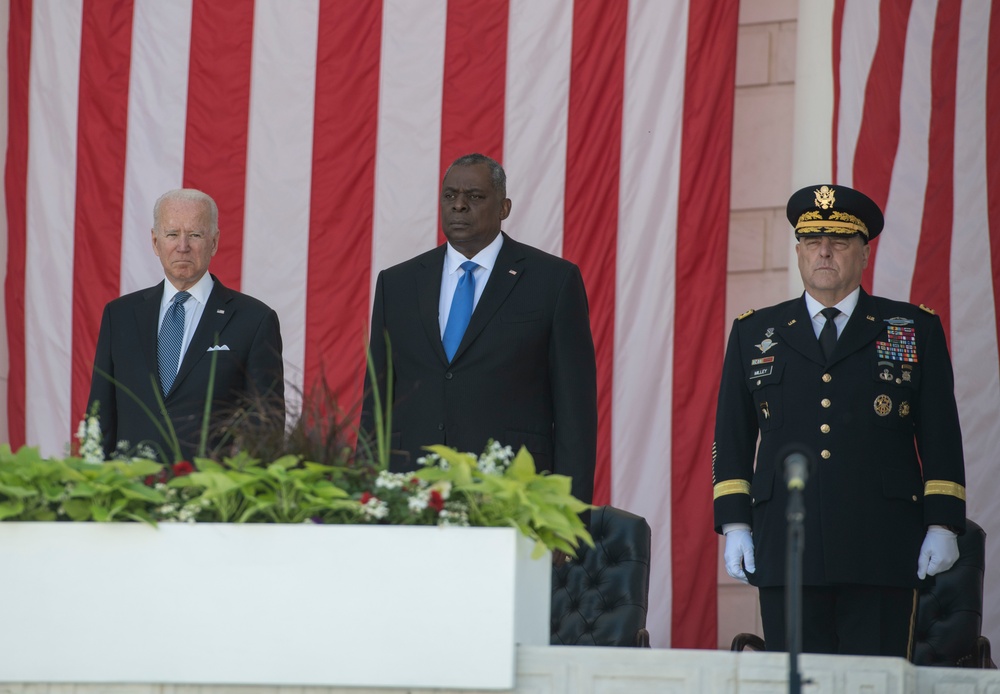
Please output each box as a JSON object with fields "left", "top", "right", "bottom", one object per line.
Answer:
{"left": 784, "top": 451, "right": 810, "bottom": 491}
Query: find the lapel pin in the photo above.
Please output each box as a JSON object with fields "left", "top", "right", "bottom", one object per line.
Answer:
{"left": 217, "top": 309, "right": 225, "bottom": 314}
{"left": 867, "top": 315, "right": 875, "bottom": 321}
{"left": 787, "top": 319, "right": 797, "bottom": 326}
{"left": 508, "top": 269, "right": 518, "bottom": 276}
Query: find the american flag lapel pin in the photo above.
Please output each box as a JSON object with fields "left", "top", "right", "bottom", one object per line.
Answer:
{"left": 217, "top": 309, "right": 225, "bottom": 314}
{"left": 508, "top": 269, "right": 517, "bottom": 276}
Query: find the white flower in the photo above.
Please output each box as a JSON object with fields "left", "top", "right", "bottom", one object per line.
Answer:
{"left": 360, "top": 496, "right": 389, "bottom": 521}
{"left": 408, "top": 491, "right": 429, "bottom": 512}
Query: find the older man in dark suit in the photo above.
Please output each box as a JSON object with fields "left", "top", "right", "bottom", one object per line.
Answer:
{"left": 362, "top": 153, "right": 597, "bottom": 504}
{"left": 88, "top": 188, "right": 284, "bottom": 463}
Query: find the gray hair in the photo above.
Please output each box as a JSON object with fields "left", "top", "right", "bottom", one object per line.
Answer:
{"left": 153, "top": 189, "right": 220, "bottom": 236}
{"left": 445, "top": 153, "right": 507, "bottom": 200}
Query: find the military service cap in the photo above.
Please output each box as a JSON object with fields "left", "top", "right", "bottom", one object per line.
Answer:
{"left": 786, "top": 184, "right": 884, "bottom": 243}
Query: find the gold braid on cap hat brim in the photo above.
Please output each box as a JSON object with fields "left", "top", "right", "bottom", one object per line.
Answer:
{"left": 795, "top": 210, "right": 869, "bottom": 238}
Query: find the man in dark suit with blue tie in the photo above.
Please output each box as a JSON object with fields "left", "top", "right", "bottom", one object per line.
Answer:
{"left": 362, "top": 153, "right": 598, "bottom": 504}
{"left": 88, "top": 189, "right": 284, "bottom": 463}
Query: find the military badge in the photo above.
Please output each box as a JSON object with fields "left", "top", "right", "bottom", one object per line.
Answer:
{"left": 874, "top": 395, "right": 892, "bottom": 416}
{"left": 755, "top": 338, "right": 777, "bottom": 354}
{"left": 899, "top": 401, "right": 911, "bottom": 417}
{"left": 814, "top": 185, "right": 836, "bottom": 209}
{"left": 765, "top": 327, "right": 775, "bottom": 338}
{"left": 751, "top": 356, "right": 774, "bottom": 366}
{"left": 885, "top": 317, "right": 915, "bottom": 326}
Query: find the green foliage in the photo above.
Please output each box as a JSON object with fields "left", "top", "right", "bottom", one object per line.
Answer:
{"left": 169, "top": 452, "right": 358, "bottom": 524}
{"left": 416, "top": 444, "right": 593, "bottom": 558}
{"left": 0, "top": 444, "right": 166, "bottom": 523}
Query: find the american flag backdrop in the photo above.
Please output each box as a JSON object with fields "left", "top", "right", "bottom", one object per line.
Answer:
{"left": 4, "top": 0, "right": 738, "bottom": 648}
{"left": 832, "top": 0, "right": 1000, "bottom": 647}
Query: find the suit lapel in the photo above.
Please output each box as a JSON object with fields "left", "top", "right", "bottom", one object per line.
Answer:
{"left": 830, "top": 289, "right": 882, "bottom": 365}
{"left": 415, "top": 246, "right": 448, "bottom": 365}
{"left": 452, "top": 233, "right": 524, "bottom": 362}
{"left": 137, "top": 282, "right": 165, "bottom": 382}
{"left": 774, "top": 295, "right": 825, "bottom": 365}
{"left": 171, "top": 276, "right": 235, "bottom": 394}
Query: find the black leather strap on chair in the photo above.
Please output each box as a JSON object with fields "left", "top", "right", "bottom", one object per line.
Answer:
{"left": 550, "top": 505, "right": 652, "bottom": 647}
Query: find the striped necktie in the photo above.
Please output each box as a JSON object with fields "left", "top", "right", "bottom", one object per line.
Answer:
{"left": 158, "top": 291, "right": 191, "bottom": 394}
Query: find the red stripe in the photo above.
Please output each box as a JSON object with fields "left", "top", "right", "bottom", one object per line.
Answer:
{"left": 303, "top": 0, "right": 382, "bottom": 414}
{"left": 988, "top": 0, "right": 1000, "bottom": 354}
{"left": 910, "top": 0, "right": 960, "bottom": 338}
{"left": 673, "top": 0, "right": 738, "bottom": 650}
{"left": 857, "top": 0, "right": 913, "bottom": 290}
{"left": 437, "top": 0, "right": 509, "bottom": 245}
{"left": 182, "top": 0, "right": 255, "bottom": 289}
{"left": 831, "top": 0, "right": 846, "bottom": 183}
{"left": 4, "top": 0, "right": 32, "bottom": 448}
{"left": 564, "top": 0, "right": 627, "bottom": 509}
{"left": 70, "top": 0, "right": 134, "bottom": 439}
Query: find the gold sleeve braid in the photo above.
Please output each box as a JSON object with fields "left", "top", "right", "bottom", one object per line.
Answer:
{"left": 924, "top": 480, "right": 966, "bottom": 501}
{"left": 713, "top": 479, "right": 751, "bottom": 500}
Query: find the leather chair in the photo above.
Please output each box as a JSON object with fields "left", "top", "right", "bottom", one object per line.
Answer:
{"left": 731, "top": 518, "right": 995, "bottom": 668}
{"left": 550, "top": 505, "right": 652, "bottom": 647}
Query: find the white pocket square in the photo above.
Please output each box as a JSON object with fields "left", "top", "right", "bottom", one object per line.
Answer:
{"left": 207, "top": 345, "right": 230, "bottom": 352}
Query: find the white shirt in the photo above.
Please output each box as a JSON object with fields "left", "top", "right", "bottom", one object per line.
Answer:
{"left": 159, "top": 273, "right": 214, "bottom": 369}
{"left": 804, "top": 286, "right": 860, "bottom": 340}
{"left": 438, "top": 233, "right": 504, "bottom": 338}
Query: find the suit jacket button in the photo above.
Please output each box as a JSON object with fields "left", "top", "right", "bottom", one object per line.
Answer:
{"left": 822, "top": 373, "right": 832, "bottom": 383}
{"left": 445, "top": 372, "right": 453, "bottom": 380}
{"left": 820, "top": 424, "right": 830, "bottom": 434}
{"left": 821, "top": 449, "right": 831, "bottom": 459}
{"left": 821, "top": 398, "right": 831, "bottom": 408}
{"left": 437, "top": 423, "right": 445, "bottom": 431}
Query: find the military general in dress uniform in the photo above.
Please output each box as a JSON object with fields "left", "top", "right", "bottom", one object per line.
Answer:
{"left": 712, "top": 184, "right": 967, "bottom": 657}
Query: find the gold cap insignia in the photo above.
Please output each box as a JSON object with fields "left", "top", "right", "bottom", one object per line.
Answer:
{"left": 814, "top": 186, "right": 836, "bottom": 210}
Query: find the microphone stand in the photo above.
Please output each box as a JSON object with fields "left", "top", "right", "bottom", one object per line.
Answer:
{"left": 784, "top": 453, "right": 809, "bottom": 694}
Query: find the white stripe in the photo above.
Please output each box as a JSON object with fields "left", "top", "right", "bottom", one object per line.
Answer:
{"left": 121, "top": 0, "right": 193, "bottom": 296}
{"left": 835, "top": 0, "right": 881, "bottom": 187}
{"left": 242, "top": 0, "right": 319, "bottom": 407}
{"left": 613, "top": 0, "right": 689, "bottom": 649}
{"left": 951, "top": 0, "right": 1000, "bottom": 652}
{"left": 872, "top": 0, "right": 933, "bottom": 301}
{"left": 370, "top": 0, "right": 448, "bottom": 294}
{"left": 25, "top": 1, "right": 83, "bottom": 454}
{"left": 503, "top": 0, "right": 572, "bottom": 256}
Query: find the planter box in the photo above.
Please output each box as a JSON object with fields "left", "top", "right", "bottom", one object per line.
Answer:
{"left": 0, "top": 523, "right": 551, "bottom": 690}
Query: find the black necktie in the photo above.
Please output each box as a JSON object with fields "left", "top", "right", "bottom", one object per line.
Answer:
{"left": 819, "top": 307, "right": 841, "bottom": 360}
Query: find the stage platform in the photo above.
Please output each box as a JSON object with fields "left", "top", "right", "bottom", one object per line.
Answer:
{"left": 3, "top": 645, "right": 999, "bottom": 694}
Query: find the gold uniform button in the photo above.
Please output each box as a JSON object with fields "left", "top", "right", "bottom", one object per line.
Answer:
{"left": 820, "top": 424, "right": 831, "bottom": 434}
{"left": 821, "top": 398, "right": 831, "bottom": 408}
{"left": 896, "top": 378, "right": 902, "bottom": 384}
{"left": 822, "top": 373, "right": 832, "bottom": 383}
{"left": 911, "top": 495, "right": 918, "bottom": 502}
{"left": 821, "top": 450, "right": 831, "bottom": 459}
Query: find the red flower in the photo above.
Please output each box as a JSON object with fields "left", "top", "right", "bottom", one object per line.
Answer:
{"left": 360, "top": 491, "right": 374, "bottom": 505}
{"left": 172, "top": 460, "right": 195, "bottom": 477}
{"left": 428, "top": 490, "right": 445, "bottom": 513}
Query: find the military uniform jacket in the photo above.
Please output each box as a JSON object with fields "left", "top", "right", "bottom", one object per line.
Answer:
{"left": 712, "top": 289, "right": 966, "bottom": 588}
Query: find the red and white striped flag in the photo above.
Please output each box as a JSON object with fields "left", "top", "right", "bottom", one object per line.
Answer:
{"left": 5, "top": 0, "right": 737, "bottom": 647}
{"left": 832, "top": 0, "right": 1000, "bottom": 646}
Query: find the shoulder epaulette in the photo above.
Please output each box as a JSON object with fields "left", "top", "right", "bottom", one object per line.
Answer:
{"left": 919, "top": 304, "right": 936, "bottom": 315}
{"left": 737, "top": 309, "right": 755, "bottom": 321}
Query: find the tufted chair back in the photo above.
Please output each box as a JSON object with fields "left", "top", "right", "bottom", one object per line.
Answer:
{"left": 912, "top": 518, "right": 995, "bottom": 667}
{"left": 550, "top": 505, "right": 651, "bottom": 647}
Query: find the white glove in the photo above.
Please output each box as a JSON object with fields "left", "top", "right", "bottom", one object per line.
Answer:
{"left": 917, "top": 525, "right": 960, "bottom": 580}
{"left": 723, "top": 523, "right": 755, "bottom": 584}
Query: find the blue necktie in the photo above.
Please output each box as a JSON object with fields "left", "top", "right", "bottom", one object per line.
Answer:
{"left": 442, "top": 261, "right": 478, "bottom": 361}
{"left": 158, "top": 291, "right": 191, "bottom": 394}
